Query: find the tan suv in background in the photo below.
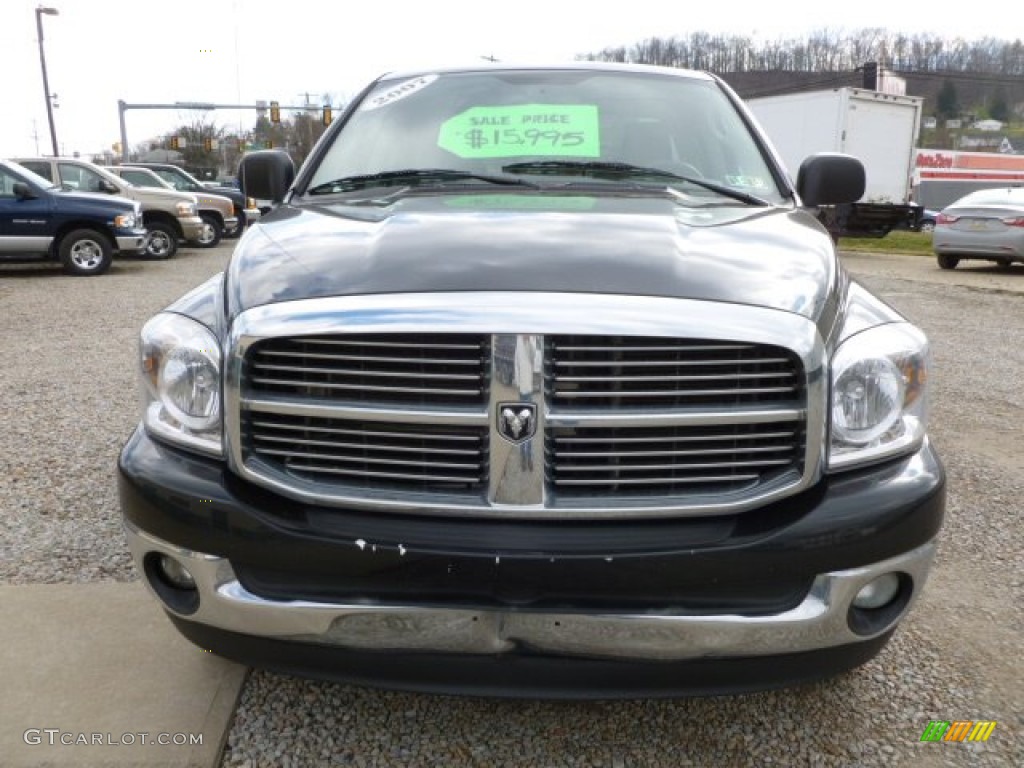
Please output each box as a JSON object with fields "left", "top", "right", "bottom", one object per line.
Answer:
{"left": 14, "top": 157, "right": 203, "bottom": 259}
{"left": 107, "top": 166, "right": 236, "bottom": 248}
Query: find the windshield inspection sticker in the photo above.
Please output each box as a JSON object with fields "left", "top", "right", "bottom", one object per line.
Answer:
{"left": 360, "top": 74, "right": 438, "bottom": 111}
{"left": 724, "top": 174, "right": 770, "bottom": 189}
{"left": 437, "top": 105, "right": 600, "bottom": 159}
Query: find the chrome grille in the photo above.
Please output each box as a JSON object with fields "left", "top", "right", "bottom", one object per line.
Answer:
{"left": 243, "top": 412, "right": 488, "bottom": 492}
{"left": 548, "top": 422, "right": 804, "bottom": 497}
{"left": 547, "top": 335, "right": 801, "bottom": 407}
{"left": 228, "top": 293, "right": 822, "bottom": 518}
{"left": 247, "top": 334, "right": 489, "bottom": 406}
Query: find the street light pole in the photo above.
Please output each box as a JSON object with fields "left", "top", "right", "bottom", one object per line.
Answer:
{"left": 35, "top": 6, "right": 59, "bottom": 157}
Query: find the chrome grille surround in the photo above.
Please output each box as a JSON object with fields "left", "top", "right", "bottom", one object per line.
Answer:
{"left": 225, "top": 292, "right": 826, "bottom": 519}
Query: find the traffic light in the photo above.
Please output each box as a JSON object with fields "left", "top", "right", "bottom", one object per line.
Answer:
{"left": 203, "top": 137, "right": 213, "bottom": 152}
{"left": 322, "top": 105, "right": 332, "bottom": 126}
{"left": 169, "top": 136, "right": 179, "bottom": 150}
{"left": 270, "top": 101, "right": 281, "bottom": 124}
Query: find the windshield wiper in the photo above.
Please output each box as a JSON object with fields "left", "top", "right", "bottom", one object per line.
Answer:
{"left": 501, "top": 161, "right": 771, "bottom": 206}
{"left": 503, "top": 160, "right": 681, "bottom": 180}
{"left": 664, "top": 178, "right": 771, "bottom": 207}
{"left": 308, "top": 169, "right": 538, "bottom": 195}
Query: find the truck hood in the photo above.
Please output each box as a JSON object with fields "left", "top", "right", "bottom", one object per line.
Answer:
{"left": 129, "top": 186, "right": 195, "bottom": 205}
{"left": 206, "top": 186, "right": 245, "bottom": 205}
{"left": 195, "top": 192, "right": 234, "bottom": 213}
{"left": 54, "top": 188, "right": 135, "bottom": 211}
{"left": 225, "top": 193, "right": 839, "bottom": 324}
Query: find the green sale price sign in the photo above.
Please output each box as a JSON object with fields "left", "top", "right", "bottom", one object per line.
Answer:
{"left": 438, "top": 104, "right": 601, "bottom": 159}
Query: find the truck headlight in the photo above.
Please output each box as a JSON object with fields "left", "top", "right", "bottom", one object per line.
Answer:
{"left": 176, "top": 201, "right": 197, "bottom": 217}
{"left": 246, "top": 197, "right": 257, "bottom": 209}
{"left": 140, "top": 313, "right": 222, "bottom": 457}
{"left": 828, "top": 323, "right": 929, "bottom": 471}
{"left": 113, "top": 212, "right": 136, "bottom": 229}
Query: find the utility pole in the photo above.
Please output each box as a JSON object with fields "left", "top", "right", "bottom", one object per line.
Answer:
{"left": 304, "top": 92, "right": 313, "bottom": 152}
{"left": 35, "top": 5, "right": 60, "bottom": 156}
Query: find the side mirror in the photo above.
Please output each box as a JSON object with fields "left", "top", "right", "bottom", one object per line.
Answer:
{"left": 239, "top": 150, "right": 295, "bottom": 204}
{"left": 796, "top": 153, "right": 865, "bottom": 207}
{"left": 100, "top": 179, "right": 120, "bottom": 194}
{"left": 12, "top": 182, "right": 36, "bottom": 200}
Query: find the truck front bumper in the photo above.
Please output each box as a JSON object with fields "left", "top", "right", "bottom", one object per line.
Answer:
{"left": 115, "top": 230, "right": 148, "bottom": 254}
{"left": 118, "top": 427, "right": 945, "bottom": 697}
{"left": 178, "top": 216, "right": 205, "bottom": 242}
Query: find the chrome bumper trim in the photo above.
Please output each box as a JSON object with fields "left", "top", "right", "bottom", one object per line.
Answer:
{"left": 116, "top": 234, "right": 147, "bottom": 251}
{"left": 179, "top": 217, "right": 205, "bottom": 240}
{"left": 125, "top": 522, "right": 935, "bottom": 661}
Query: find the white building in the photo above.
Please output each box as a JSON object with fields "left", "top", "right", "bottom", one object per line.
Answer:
{"left": 972, "top": 119, "right": 1004, "bottom": 132}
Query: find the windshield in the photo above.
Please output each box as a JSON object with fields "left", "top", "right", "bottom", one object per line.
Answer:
{"left": 307, "top": 69, "right": 785, "bottom": 204}
{"left": 151, "top": 167, "right": 200, "bottom": 191}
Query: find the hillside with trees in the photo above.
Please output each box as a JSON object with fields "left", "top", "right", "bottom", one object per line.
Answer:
{"left": 581, "top": 29, "right": 1024, "bottom": 142}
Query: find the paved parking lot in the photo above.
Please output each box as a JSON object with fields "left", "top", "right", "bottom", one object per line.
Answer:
{"left": 1, "top": 244, "right": 1021, "bottom": 766}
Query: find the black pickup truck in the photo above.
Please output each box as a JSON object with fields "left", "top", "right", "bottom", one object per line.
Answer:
{"left": 118, "top": 63, "right": 945, "bottom": 697}
{"left": 0, "top": 159, "right": 146, "bottom": 275}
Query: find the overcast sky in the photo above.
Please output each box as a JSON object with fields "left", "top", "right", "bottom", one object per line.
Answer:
{"left": 1, "top": 0, "right": 1015, "bottom": 159}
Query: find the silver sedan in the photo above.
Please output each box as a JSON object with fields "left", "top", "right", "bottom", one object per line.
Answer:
{"left": 933, "top": 187, "right": 1024, "bottom": 269}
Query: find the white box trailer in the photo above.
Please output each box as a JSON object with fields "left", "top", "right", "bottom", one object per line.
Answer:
{"left": 746, "top": 88, "right": 924, "bottom": 236}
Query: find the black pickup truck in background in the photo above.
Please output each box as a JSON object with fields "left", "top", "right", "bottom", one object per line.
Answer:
{"left": 0, "top": 159, "right": 147, "bottom": 276}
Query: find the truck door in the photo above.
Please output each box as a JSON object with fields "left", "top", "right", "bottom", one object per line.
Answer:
{"left": 0, "top": 166, "right": 53, "bottom": 256}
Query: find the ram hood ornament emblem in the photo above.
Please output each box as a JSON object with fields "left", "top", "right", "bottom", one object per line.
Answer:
{"left": 497, "top": 402, "right": 537, "bottom": 444}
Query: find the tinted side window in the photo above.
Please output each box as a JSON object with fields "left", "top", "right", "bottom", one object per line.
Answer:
{"left": 155, "top": 169, "right": 191, "bottom": 190}
{"left": 0, "top": 168, "right": 19, "bottom": 197}
{"left": 19, "top": 161, "right": 52, "bottom": 181}
{"left": 123, "top": 170, "right": 156, "bottom": 187}
{"left": 59, "top": 164, "right": 108, "bottom": 193}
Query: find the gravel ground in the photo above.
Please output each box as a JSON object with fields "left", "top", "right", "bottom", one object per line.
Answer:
{"left": 0, "top": 246, "right": 232, "bottom": 583}
{"left": 1, "top": 245, "right": 1020, "bottom": 766}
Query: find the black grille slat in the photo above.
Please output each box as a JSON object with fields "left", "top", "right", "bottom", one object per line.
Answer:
{"left": 254, "top": 363, "right": 482, "bottom": 381}
{"left": 257, "top": 350, "right": 482, "bottom": 365}
{"left": 547, "top": 335, "right": 802, "bottom": 408}
{"left": 556, "top": 446, "right": 795, "bottom": 458}
{"left": 247, "top": 333, "right": 490, "bottom": 407}
{"left": 254, "top": 434, "right": 481, "bottom": 456}
{"left": 553, "top": 357, "right": 792, "bottom": 368}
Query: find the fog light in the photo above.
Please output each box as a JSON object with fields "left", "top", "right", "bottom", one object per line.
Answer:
{"left": 853, "top": 573, "right": 901, "bottom": 609}
{"left": 157, "top": 555, "right": 196, "bottom": 590}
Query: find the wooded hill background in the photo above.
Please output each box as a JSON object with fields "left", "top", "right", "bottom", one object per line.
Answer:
{"left": 581, "top": 29, "right": 1024, "bottom": 120}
